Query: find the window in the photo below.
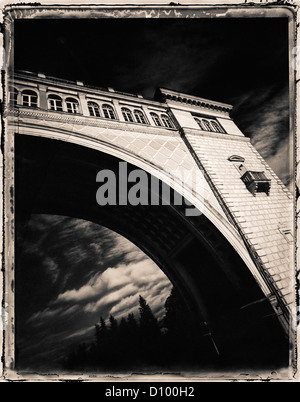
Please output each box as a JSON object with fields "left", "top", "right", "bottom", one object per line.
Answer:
{"left": 102, "top": 104, "right": 116, "bottom": 119}
{"left": 240, "top": 169, "right": 271, "bottom": 196}
{"left": 194, "top": 117, "right": 225, "bottom": 133}
{"left": 121, "top": 107, "right": 134, "bottom": 122}
{"left": 194, "top": 118, "right": 204, "bottom": 130}
{"left": 88, "top": 101, "right": 101, "bottom": 117}
{"left": 66, "top": 97, "right": 79, "bottom": 114}
{"left": 150, "top": 112, "right": 162, "bottom": 127}
{"left": 48, "top": 94, "right": 63, "bottom": 112}
{"left": 228, "top": 158, "right": 271, "bottom": 196}
{"left": 9, "top": 87, "right": 18, "bottom": 106}
{"left": 134, "top": 110, "right": 147, "bottom": 124}
{"left": 210, "top": 121, "right": 225, "bottom": 133}
{"left": 161, "top": 114, "right": 173, "bottom": 128}
{"left": 202, "top": 119, "right": 211, "bottom": 131}
{"left": 22, "top": 90, "right": 38, "bottom": 107}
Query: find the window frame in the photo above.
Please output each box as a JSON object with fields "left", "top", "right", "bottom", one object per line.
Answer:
{"left": 48, "top": 94, "right": 63, "bottom": 112}
{"left": 194, "top": 117, "right": 205, "bottom": 130}
{"left": 210, "top": 120, "right": 225, "bottom": 134}
{"left": 194, "top": 115, "right": 226, "bottom": 134}
{"left": 134, "top": 109, "right": 147, "bottom": 125}
{"left": 22, "top": 89, "right": 38, "bottom": 108}
{"left": 121, "top": 107, "right": 134, "bottom": 122}
{"left": 150, "top": 112, "right": 162, "bottom": 127}
{"left": 102, "top": 104, "right": 116, "bottom": 120}
{"left": 65, "top": 97, "right": 80, "bottom": 114}
{"left": 160, "top": 113, "right": 173, "bottom": 128}
{"left": 88, "top": 101, "right": 101, "bottom": 117}
{"left": 202, "top": 119, "right": 212, "bottom": 131}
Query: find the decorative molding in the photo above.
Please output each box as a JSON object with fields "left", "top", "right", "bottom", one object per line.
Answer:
{"left": 157, "top": 88, "right": 233, "bottom": 114}
{"left": 6, "top": 108, "right": 178, "bottom": 137}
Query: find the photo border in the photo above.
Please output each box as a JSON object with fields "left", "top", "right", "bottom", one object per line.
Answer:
{"left": 0, "top": 2, "right": 298, "bottom": 382}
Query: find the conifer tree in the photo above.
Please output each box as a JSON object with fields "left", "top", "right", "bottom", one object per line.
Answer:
{"left": 138, "top": 295, "right": 162, "bottom": 364}
{"left": 109, "top": 314, "right": 118, "bottom": 332}
{"left": 139, "top": 295, "right": 160, "bottom": 336}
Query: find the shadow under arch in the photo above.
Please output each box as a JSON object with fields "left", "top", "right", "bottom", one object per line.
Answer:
{"left": 15, "top": 134, "right": 289, "bottom": 368}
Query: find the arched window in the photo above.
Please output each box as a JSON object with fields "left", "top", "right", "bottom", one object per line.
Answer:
{"left": 48, "top": 94, "right": 63, "bottom": 112}
{"left": 194, "top": 118, "right": 205, "bottom": 130}
{"left": 121, "top": 107, "right": 134, "bottom": 122}
{"left": 210, "top": 121, "right": 225, "bottom": 133}
{"left": 22, "top": 90, "right": 38, "bottom": 107}
{"left": 102, "top": 104, "right": 116, "bottom": 119}
{"left": 161, "top": 114, "right": 173, "bottom": 128}
{"left": 88, "top": 101, "right": 101, "bottom": 117}
{"left": 134, "top": 110, "right": 147, "bottom": 124}
{"left": 202, "top": 119, "right": 211, "bottom": 131}
{"left": 9, "top": 87, "right": 18, "bottom": 106}
{"left": 66, "top": 97, "right": 79, "bottom": 114}
{"left": 150, "top": 112, "right": 162, "bottom": 127}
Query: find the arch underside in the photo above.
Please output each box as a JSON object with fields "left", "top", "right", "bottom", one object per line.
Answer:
{"left": 15, "top": 134, "right": 289, "bottom": 367}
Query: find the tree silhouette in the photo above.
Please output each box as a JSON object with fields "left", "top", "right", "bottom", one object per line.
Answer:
{"left": 94, "top": 316, "right": 111, "bottom": 367}
{"left": 138, "top": 295, "right": 162, "bottom": 365}
{"left": 62, "top": 288, "right": 217, "bottom": 371}
{"left": 139, "top": 296, "right": 160, "bottom": 336}
{"left": 109, "top": 314, "right": 118, "bottom": 332}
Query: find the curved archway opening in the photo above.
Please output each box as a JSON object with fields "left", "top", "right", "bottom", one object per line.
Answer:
{"left": 15, "top": 134, "right": 289, "bottom": 370}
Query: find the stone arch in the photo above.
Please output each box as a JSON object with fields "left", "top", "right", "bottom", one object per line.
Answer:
{"left": 15, "top": 132, "right": 289, "bottom": 367}
{"left": 14, "top": 123, "right": 270, "bottom": 297}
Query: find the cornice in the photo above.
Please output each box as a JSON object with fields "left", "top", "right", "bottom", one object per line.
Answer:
{"left": 157, "top": 88, "right": 233, "bottom": 115}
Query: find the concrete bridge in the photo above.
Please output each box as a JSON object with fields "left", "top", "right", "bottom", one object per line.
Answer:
{"left": 4, "top": 70, "right": 294, "bottom": 367}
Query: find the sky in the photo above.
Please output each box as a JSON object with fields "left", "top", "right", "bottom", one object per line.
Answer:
{"left": 16, "top": 214, "right": 172, "bottom": 369}
{"left": 14, "top": 17, "right": 291, "bottom": 369}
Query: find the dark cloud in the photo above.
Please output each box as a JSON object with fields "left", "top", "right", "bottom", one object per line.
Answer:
{"left": 230, "top": 85, "right": 291, "bottom": 186}
{"left": 16, "top": 214, "right": 172, "bottom": 369}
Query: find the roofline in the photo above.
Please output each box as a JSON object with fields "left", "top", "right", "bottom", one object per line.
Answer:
{"left": 10, "top": 70, "right": 167, "bottom": 108}
{"left": 9, "top": 70, "right": 233, "bottom": 114}
{"left": 156, "top": 88, "right": 233, "bottom": 113}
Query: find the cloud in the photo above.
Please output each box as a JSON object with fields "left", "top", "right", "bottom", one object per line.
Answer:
{"left": 27, "top": 307, "right": 64, "bottom": 325}
{"left": 266, "top": 138, "right": 292, "bottom": 188}
{"left": 43, "top": 257, "right": 59, "bottom": 284}
{"left": 64, "top": 325, "right": 95, "bottom": 341}
{"left": 250, "top": 87, "right": 289, "bottom": 155}
{"left": 27, "top": 304, "right": 81, "bottom": 326}
{"left": 84, "top": 261, "right": 172, "bottom": 320}
{"left": 27, "top": 256, "right": 172, "bottom": 340}
{"left": 84, "top": 283, "right": 139, "bottom": 314}
{"left": 231, "top": 85, "right": 290, "bottom": 186}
